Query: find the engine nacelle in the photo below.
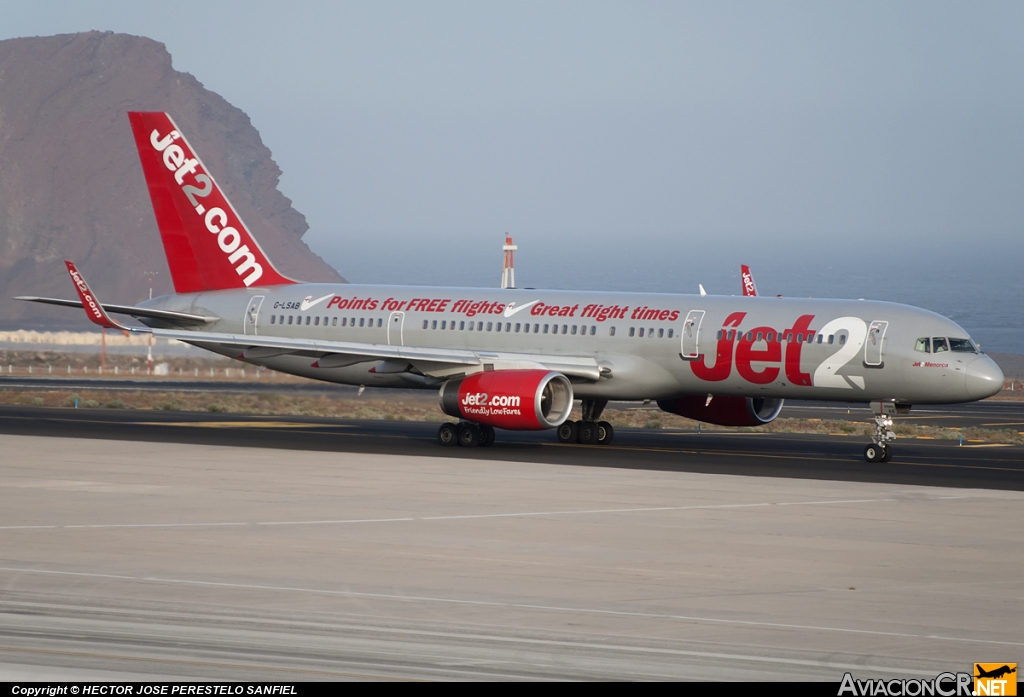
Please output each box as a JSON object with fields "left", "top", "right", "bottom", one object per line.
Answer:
{"left": 657, "top": 395, "right": 784, "bottom": 427}
{"left": 440, "top": 370, "right": 574, "bottom": 430}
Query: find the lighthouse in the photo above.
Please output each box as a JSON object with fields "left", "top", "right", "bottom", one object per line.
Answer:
{"left": 501, "top": 234, "right": 517, "bottom": 289}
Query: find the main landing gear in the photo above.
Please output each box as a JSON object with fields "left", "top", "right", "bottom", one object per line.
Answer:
{"left": 438, "top": 422, "right": 495, "bottom": 448}
{"left": 557, "top": 399, "right": 615, "bottom": 446}
{"left": 864, "top": 406, "right": 896, "bottom": 463}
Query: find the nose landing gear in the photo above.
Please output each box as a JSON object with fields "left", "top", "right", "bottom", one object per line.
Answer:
{"left": 864, "top": 403, "right": 897, "bottom": 462}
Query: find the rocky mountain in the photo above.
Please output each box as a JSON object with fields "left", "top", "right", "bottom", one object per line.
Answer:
{"left": 0, "top": 31, "right": 345, "bottom": 329}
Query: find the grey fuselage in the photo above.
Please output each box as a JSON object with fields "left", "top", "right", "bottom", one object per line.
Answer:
{"left": 140, "top": 284, "right": 1004, "bottom": 405}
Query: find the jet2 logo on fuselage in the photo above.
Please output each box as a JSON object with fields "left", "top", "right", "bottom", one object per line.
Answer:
{"left": 690, "top": 312, "right": 869, "bottom": 390}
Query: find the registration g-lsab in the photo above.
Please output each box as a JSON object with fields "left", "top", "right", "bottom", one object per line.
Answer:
{"left": 20, "top": 112, "right": 1004, "bottom": 462}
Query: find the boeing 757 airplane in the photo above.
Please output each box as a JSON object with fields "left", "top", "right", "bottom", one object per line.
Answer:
{"left": 18, "top": 112, "right": 1004, "bottom": 462}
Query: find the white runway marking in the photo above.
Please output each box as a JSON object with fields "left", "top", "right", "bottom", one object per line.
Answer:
{"left": 0, "top": 495, "right": 965, "bottom": 531}
{"left": 0, "top": 564, "right": 1019, "bottom": 652}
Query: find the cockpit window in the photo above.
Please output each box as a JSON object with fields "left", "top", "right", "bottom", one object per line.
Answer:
{"left": 949, "top": 338, "right": 976, "bottom": 353}
{"left": 915, "top": 338, "right": 930, "bottom": 353}
{"left": 932, "top": 337, "right": 949, "bottom": 353}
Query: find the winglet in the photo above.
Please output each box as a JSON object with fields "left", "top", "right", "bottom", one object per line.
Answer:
{"left": 64, "top": 261, "right": 133, "bottom": 332}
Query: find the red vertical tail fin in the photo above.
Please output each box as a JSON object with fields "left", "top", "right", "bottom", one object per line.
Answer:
{"left": 128, "top": 112, "right": 296, "bottom": 293}
{"left": 740, "top": 265, "right": 758, "bottom": 297}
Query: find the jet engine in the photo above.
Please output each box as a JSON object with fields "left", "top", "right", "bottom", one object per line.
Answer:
{"left": 657, "top": 395, "right": 784, "bottom": 427}
{"left": 440, "top": 370, "right": 574, "bottom": 430}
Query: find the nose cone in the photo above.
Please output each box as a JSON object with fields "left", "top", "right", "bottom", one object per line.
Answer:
{"left": 965, "top": 355, "right": 1004, "bottom": 400}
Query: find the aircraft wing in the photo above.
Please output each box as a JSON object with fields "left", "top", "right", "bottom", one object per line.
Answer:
{"left": 44, "top": 261, "right": 604, "bottom": 381}
{"left": 154, "top": 328, "right": 605, "bottom": 381}
{"left": 15, "top": 296, "right": 216, "bottom": 326}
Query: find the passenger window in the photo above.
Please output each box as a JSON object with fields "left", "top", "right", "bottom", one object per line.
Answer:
{"left": 515, "top": 323, "right": 521, "bottom": 332}
{"left": 610, "top": 326, "right": 616, "bottom": 337}
{"left": 523, "top": 323, "right": 529, "bottom": 333}
{"left": 649, "top": 328, "right": 654, "bottom": 337}
{"left": 933, "top": 338, "right": 949, "bottom": 353}
{"left": 359, "top": 318, "right": 365, "bottom": 327}
{"left": 506, "top": 322, "right": 511, "bottom": 332}
{"left": 378, "top": 318, "right": 383, "bottom": 327}
{"left": 727, "top": 330, "right": 735, "bottom": 341}
{"left": 658, "top": 328, "right": 664, "bottom": 338}
{"left": 468, "top": 321, "right": 474, "bottom": 331}
{"left": 422, "top": 320, "right": 428, "bottom": 329}
{"left": 756, "top": 332, "right": 763, "bottom": 342}
{"left": 432, "top": 320, "right": 437, "bottom": 329}
{"left": 828, "top": 335, "right": 834, "bottom": 344}
{"left": 350, "top": 317, "right": 355, "bottom": 326}
{"left": 717, "top": 330, "right": 723, "bottom": 340}
{"left": 746, "top": 331, "right": 753, "bottom": 342}
{"left": 324, "top": 317, "right": 329, "bottom": 326}
{"left": 441, "top": 320, "right": 447, "bottom": 329}
{"left": 629, "top": 327, "right": 635, "bottom": 337}
{"left": 306, "top": 316, "right": 311, "bottom": 326}
{"left": 495, "top": 322, "right": 502, "bottom": 332}
{"left": 544, "top": 324, "right": 549, "bottom": 334}
{"left": 487, "top": 322, "right": 493, "bottom": 331}
{"left": 796, "top": 333, "right": 802, "bottom": 343}
{"left": 639, "top": 328, "right": 645, "bottom": 337}
{"left": 766, "top": 332, "right": 773, "bottom": 342}
{"left": 667, "top": 328, "right": 673, "bottom": 338}
{"left": 839, "top": 335, "right": 846, "bottom": 345}
{"left": 476, "top": 322, "right": 482, "bottom": 331}
{"left": 571, "top": 326, "right": 577, "bottom": 335}
{"left": 288, "top": 316, "right": 293, "bottom": 325}
{"left": 459, "top": 321, "right": 465, "bottom": 330}
{"left": 816, "top": 334, "right": 823, "bottom": 344}
{"left": 591, "top": 326, "right": 596, "bottom": 336}
{"left": 270, "top": 315, "right": 276, "bottom": 324}
{"left": 332, "top": 318, "right": 338, "bottom": 327}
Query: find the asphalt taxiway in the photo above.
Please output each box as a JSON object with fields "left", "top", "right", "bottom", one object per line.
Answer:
{"left": 0, "top": 404, "right": 1021, "bottom": 491}
{"left": 0, "top": 432, "right": 1021, "bottom": 681}
{"left": 0, "top": 402, "right": 1021, "bottom": 681}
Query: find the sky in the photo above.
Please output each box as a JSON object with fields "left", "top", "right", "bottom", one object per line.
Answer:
{"left": 3, "top": 2, "right": 1023, "bottom": 300}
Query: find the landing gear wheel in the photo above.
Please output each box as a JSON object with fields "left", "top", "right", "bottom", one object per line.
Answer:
{"left": 578, "top": 420, "right": 599, "bottom": 445}
{"left": 557, "top": 420, "right": 579, "bottom": 444}
{"left": 864, "top": 444, "right": 886, "bottom": 463}
{"left": 597, "top": 421, "right": 614, "bottom": 445}
{"left": 479, "top": 424, "right": 496, "bottom": 447}
{"left": 880, "top": 446, "right": 893, "bottom": 463}
{"left": 438, "top": 422, "right": 458, "bottom": 447}
{"left": 458, "top": 423, "right": 481, "bottom": 447}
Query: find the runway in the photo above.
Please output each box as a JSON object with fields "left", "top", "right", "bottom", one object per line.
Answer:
{"left": 0, "top": 404, "right": 1021, "bottom": 490}
{"left": 0, "top": 404, "right": 1021, "bottom": 681}
{"left": 0, "top": 432, "right": 1021, "bottom": 681}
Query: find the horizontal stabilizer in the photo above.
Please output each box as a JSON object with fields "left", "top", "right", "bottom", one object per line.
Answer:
{"left": 15, "top": 296, "right": 216, "bottom": 326}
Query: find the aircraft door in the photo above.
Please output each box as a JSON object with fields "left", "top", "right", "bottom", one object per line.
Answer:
{"left": 680, "top": 310, "right": 705, "bottom": 360}
{"left": 388, "top": 311, "right": 405, "bottom": 346}
{"left": 244, "top": 295, "right": 264, "bottom": 336}
{"left": 864, "top": 320, "right": 888, "bottom": 367}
